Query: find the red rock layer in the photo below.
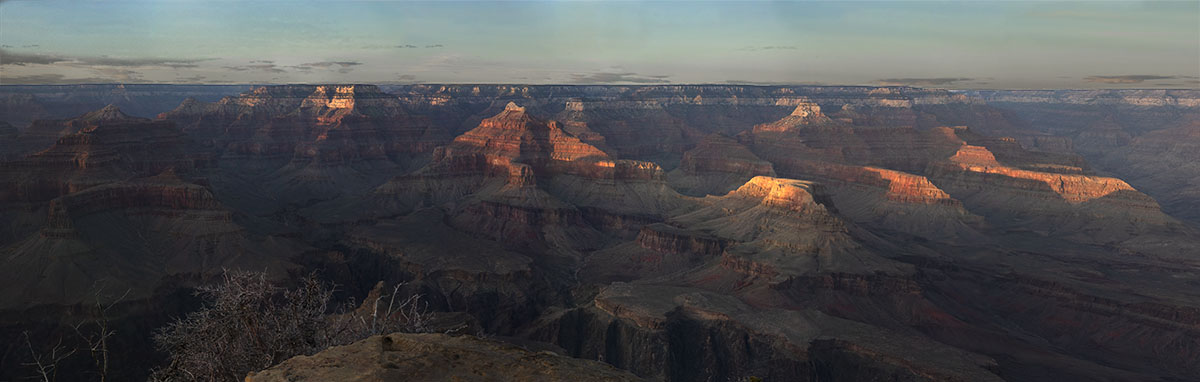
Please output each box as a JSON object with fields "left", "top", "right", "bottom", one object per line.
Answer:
{"left": 947, "top": 144, "right": 1002, "bottom": 167}
{"left": 774, "top": 160, "right": 961, "bottom": 207}
{"left": 932, "top": 162, "right": 1155, "bottom": 206}
{"left": 446, "top": 102, "right": 608, "bottom": 171}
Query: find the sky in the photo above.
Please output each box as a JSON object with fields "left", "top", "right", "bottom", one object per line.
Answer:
{"left": 0, "top": 0, "right": 1197, "bottom": 89}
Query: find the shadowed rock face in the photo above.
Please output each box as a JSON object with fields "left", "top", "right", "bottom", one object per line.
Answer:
{"left": 668, "top": 133, "right": 776, "bottom": 196}
{"left": 0, "top": 106, "right": 211, "bottom": 204}
{"left": 2, "top": 85, "right": 1199, "bottom": 382}
{"left": 964, "top": 90, "right": 1200, "bottom": 225}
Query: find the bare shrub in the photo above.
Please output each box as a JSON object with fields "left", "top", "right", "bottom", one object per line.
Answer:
{"left": 321, "top": 282, "right": 433, "bottom": 346}
{"left": 20, "top": 286, "right": 129, "bottom": 382}
{"left": 149, "top": 271, "right": 431, "bottom": 382}
{"left": 72, "top": 287, "right": 129, "bottom": 382}
{"left": 21, "top": 331, "right": 77, "bottom": 382}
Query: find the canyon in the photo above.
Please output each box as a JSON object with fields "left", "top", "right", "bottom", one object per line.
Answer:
{"left": 0, "top": 84, "right": 1197, "bottom": 381}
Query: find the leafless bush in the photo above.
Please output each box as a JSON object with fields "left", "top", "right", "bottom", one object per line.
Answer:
{"left": 72, "top": 287, "right": 129, "bottom": 382}
{"left": 21, "top": 331, "right": 77, "bottom": 382}
{"left": 20, "top": 286, "right": 128, "bottom": 382}
{"left": 321, "top": 282, "right": 433, "bottom": 346}
{"left": 149, "top": 271, "right": 432, "bottom": 382}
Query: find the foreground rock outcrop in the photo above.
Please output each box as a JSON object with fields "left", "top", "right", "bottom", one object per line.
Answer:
{"left": 246, "top": 333, "right": 647, "bottom": 382}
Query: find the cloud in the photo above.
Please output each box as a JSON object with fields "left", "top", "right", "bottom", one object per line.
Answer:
{"left": 738, "top": 45, "right": 799, "bottom": 52}
{"left": 76, "top": 56, "right": 208, "bottom": 68}
{"left": 876, "top": 77, "right": 974, "bottom": 86}
{"left": 1026, "top": 10, "right": 1122, "bottom": 20}
{"left": 0, "top": 48, "right": 209, "bottom": 68}
{"left": 363, "top": 43, "right": 441, "bottom": 49}
{"left": 725, "top": 80, "right": 776, "bottom": 85}
{"left": 569, "top": 72, "right": 671, "bottom": 84}
{"left": 296, "top": 61, "right": 362, "bottom": 68}
{"left": 294, "top": 61, "right": 363, "bottom": 74}
{"left": 0, "top": 49, "right": 70, "bottom": 65}
{"left": 177, "top": 75, "right": 208, "bottom": 82}
{"left": 93, "top": 67, "right": 145, "bottom": 81}
{"left": 0, "top": 73, "right": 113, "bottom": 84}
{"left": 223, "top": 63, "right": 286, "bottom": 73}
{"left": 1083, "top": 75, "right": 1178, "bottom": 84}
{"left": 724, "top": 79, "right": 828, "bottom": 86}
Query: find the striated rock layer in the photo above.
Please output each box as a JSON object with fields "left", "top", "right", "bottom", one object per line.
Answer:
{"left": 667, "top": 133, "right": 776, "bottom": 196}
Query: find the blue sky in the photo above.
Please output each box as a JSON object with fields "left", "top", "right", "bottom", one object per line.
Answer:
{"left": 0, "top": 0, "right": 1196, "bottom": 88}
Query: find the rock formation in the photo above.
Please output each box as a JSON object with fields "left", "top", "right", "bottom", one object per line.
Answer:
{"left": 667, "top": 133, "right": 776, "bottom": 196}
{"left": 247, "top": 333, "right": 647, "bottom": 382}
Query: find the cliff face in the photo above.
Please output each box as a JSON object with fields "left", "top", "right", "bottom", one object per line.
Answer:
{"left": 759, "top": 159, "right": 985, "bottom": 242}
{"left": 529, "top": 283, "right": 1005, "bottom": 382}
{"left": 958, "top": 89, "right": 1200, "bottom": 225}
{"left": 668, "top": 134, "right": 776, "bottom": 196}
{"left": 671, "top": 176, "right": 910, "bottom": 279}
{"left": 753, "top": 101, "right": 833, "bottom": 132}
{"left": 155, "top": 85, "right": 447, "bottom": 208}
{"left": 740, "top": 105, "right": 1194, "bottom": 252}
{"left": 0, "top": 106, "right": 210, "bottom": 204}
{"left": 446, "top": 102, "right": 608, "bottom": 169}
{"left": 0, "top": 170, "right": 295, "bottom": 310}
{"left": 366, "top": 103, "right": 619, "bottom": 252}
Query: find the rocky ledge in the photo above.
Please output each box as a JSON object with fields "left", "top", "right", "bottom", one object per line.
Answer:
{"left": 246, "top": 333, "right": 646, "bottom": 382}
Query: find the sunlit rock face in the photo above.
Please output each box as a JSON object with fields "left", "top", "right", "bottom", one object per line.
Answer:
{"left": 753, "top": 100, "right": 833, "bottom": 132}
{"left": 445, "top": 101, "right": 608, "bottom": 171}
{"left": 739, "top": 103, "right": 1195, "bottom": 252}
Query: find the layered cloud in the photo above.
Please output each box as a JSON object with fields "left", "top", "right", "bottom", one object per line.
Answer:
{"left": 223, "top": 63, "right": 286, "bottom": 73}
{"left": 1083, "top": 75, "right": 1181, "bottom": 84}
{"left": 1, "top": 73, "right": 112, "bottom": 84}
{"left": 0, "top": 49, "right": 208, "bottom": 68}
{"left": 876, "top": 78, "right": 975, "bottom": 86}
{"left": 293, "top": 61, "right": 362, "bottom": 74}
{"left": 569, "top": 72, "right": 670, "bottom": 84}
{"left": 737, "top": 46, "right": 798, "bottom": 52}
